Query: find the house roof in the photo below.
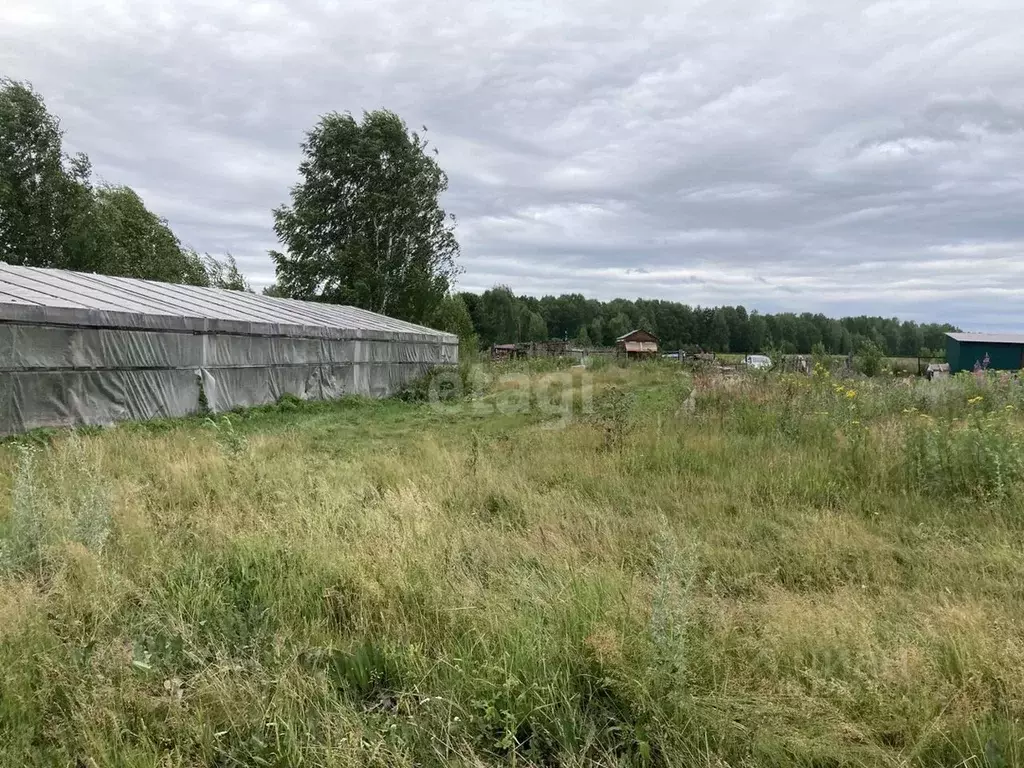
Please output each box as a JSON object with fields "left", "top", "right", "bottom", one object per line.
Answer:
{"left": 616, "top": 329, "right": 658, "bottom": 342}
{"left": 947, "top": 332, "right": 1024, "bottom": 345}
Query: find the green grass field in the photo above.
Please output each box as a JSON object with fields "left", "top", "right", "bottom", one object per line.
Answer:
{"left": 1, "top": 361, "right": 1023, "bottom": 767}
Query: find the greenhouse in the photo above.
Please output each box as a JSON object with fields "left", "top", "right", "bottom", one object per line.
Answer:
{"left": 0, "top": 264, "right": 458, "bottom": 435}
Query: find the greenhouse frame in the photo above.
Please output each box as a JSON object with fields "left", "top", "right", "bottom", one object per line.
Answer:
{"left": 0, "top": 264, "right": 458, "bottom": 435}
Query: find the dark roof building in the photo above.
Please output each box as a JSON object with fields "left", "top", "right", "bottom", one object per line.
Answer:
{"left": 946, "top": 332, "right": 1024, "bottom": 373}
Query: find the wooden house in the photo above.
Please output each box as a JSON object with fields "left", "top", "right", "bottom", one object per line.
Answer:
{"left": 616, "top": 329, "right": 659, "bottom": 358}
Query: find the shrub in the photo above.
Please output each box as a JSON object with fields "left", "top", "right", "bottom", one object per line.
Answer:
{"left": 889, "top": 357, "right": 917, "bottom": 376}
{"left": 206, "top": 414, "right": 248, "bottom": 458}
{"left": 590, "top": 385, "right": 635, "bottom": 450}
{"left": 398, "top": 361, "right": 473, "bottom": 402}
{"left": 856, "top": 340, "right": 884, "bottom": 377}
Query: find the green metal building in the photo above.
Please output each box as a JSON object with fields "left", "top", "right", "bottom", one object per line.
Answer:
{"left": 946, "top": 333, "right": 1024, "bottom": 373}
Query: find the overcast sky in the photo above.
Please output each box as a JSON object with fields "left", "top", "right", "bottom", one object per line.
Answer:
{"left": 3, "top": 0, "right": 1023, "bottom": 329}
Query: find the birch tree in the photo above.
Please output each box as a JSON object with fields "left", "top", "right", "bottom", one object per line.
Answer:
{"left": 270, "top": 110, "right": 461, "bottom": 324}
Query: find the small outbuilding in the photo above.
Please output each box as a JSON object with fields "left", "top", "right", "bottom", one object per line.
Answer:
{"left": 946, "top": 332, "right": 1024, "bottom": 373}
{"left": 616, "top": 329, "right": 659, "bottom": 358}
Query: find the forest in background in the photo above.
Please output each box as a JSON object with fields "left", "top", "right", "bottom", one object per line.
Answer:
{"left": 2, "top": 78, "right": 958, "bottom": 359}
{"left": 454, "top": 286, "right": 958, "bottom": 357}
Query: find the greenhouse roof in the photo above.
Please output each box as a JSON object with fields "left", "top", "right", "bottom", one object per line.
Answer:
{"left": 0, "top": 264, "right": 456, "bottom": 342}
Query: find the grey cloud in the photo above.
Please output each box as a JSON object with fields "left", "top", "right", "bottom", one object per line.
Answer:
{"left": 2, "top": 0, "right": 1024, "bottom": 328}
{"left": 923, "top": 95, "right": 1024, "bottom": 137}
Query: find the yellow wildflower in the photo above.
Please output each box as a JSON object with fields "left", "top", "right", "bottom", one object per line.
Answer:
{"left": 845, "top": 389, "right": 857, "bottom": 399}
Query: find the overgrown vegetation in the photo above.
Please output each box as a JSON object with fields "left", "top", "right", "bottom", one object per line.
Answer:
{"left": 2, "top": 363, "right": 1024, "bottom": 766}
{"left": 855, "top": 338, "right": 885, "bottom": 377}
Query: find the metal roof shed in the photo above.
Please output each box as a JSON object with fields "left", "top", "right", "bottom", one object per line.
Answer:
{"left": 946, "top": 332, "right": 1024, "bottom": 374}
{"left": 0, "top": 265, "right": 458, "bottom": 434}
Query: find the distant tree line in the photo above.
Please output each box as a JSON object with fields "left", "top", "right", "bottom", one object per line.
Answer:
{"left": 453, "top": 286, "right": 958, "bottom": 358}
{"left": 0, "top": 78, "right": 959, "bottom": 356}
{"left": 0, "top": 78, "right": 248, "bottom": 290}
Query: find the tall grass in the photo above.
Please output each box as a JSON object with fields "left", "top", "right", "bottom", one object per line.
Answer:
{"left": 1, "top": 365, "right": 1023, "bottom": 766}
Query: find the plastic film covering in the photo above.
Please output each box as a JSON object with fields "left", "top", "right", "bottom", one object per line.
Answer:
{"left": 0, "top": 265, "right": 459, "bottom": 434}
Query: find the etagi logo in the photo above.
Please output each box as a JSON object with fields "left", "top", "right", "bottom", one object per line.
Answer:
{"left": 427, "top": 365, "right": 594, "bottom": 429}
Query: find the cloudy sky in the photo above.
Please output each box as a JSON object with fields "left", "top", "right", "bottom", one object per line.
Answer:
{"left": 3, "top": 0, "right": 1023, "bottom": 329}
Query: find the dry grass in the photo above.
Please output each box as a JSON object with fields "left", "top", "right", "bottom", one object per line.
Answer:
{"left": 1, "top": 363, "right": 1023, "bottom": 766}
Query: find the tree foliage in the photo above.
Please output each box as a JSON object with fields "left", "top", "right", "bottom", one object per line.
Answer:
{"left": 88, "top": 186, "right": 208, "bottom": 284}
{"left": 478, "top": 286, "right": 520, "bottom": 345}
{"left": 0, "top": 78, "right": 92, "bottom": 267}
{"left": 201, "top": 253, "right": 250, "bottom": 291}
{"left": 271, "top": 110, "right": 460, "bottom": 324}
{"left": 707, "top": 310, "right": 730, "bottom": 353}
{"left": 525, "top": 310, "right": 548, "bottom": 342}
{"left": 430, "top": 293, "right": 477, "bottom": 356}
{"left": 0, "top": 78, "right": 247, "bottom": 289}
{"left": 458, "top": 285, "right": 959, "bottom": 356}
{"left": 855, "top": 339, "right": 885, "bottom": 377}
